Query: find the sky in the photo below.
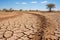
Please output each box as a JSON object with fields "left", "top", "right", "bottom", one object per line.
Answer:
{"left": 0, "top": 0, "right": 60, "bottom": 10}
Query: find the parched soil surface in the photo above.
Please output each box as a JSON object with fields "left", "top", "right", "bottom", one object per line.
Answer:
{"left": 0, "top": 12, "right": 60, "bottom": 40}
{"left": 0, "top": 12, "right": 43, "bottom": 40}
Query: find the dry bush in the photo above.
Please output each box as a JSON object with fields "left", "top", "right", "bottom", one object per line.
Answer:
{"left": 2, "top": 8, "right": 8, "bottom": 12}
{"left": 2, "top": 8, "right": 14, "bottom": 12}
{"left": 19, "top": 9, "right": 23, "bottom": 11}
{"left": 0, "top": 10, "right": 1, "bottom": 11}
{"left": 8, "top": 8, "right": 14, "bottom": 12}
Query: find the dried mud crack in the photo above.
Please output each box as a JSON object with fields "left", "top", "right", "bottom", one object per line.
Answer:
{"left": 4, "top": 30, "right": 13, "bottom": 38}
{"left": 0, "top": 12, "right": 60, "bottom": 40}
{"left": 0, "top": 13, "right": 43, "bottom": 40}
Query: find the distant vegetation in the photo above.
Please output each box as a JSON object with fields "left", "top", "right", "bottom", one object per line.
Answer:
{"left": 9, "top": 8, "right": 14, "bottom": 12}
{"left": 0, "top": 8, "right": 14, "bottom": 12}
{"left": 19, "top": 9, "right": 23, "bottom": 11}
{"left": 2, "top": 8, "right": 8, "bottom": 12}
{"left": 0, "top": 3, "right": 60, "bottom": 12}
{"left": 0, "top": 10, "right": 1, "bottom": 11}
{"left": 28, "top": 10, "right": 40, "bottom": 12}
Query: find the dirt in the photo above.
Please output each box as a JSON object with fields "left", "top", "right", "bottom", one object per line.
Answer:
{"left": 0, "top": 11, "right": 60, "bottom": 40}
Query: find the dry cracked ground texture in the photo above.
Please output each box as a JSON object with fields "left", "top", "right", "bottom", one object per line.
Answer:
{"left": 0, "top": 12, "right": 60, "bottom": 40}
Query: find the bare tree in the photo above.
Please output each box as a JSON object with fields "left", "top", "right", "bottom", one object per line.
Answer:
{"left": 9, "top": 8, "right": 14, "bottom": 12}
{"left": 2, "top": 8, "right": 8, "bottom": 12}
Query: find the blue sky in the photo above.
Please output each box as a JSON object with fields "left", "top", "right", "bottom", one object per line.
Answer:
{"left": 0, "top": 0, "right": 60, "bottom": 10}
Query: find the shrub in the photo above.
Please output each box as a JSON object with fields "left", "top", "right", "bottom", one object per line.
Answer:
{"left": 2, "top": 8, "right": 8, "bottom": 12}
{"left": 9, "top": 8, "right": 14, "bottom": 12}
{"left": 19, "top": 9, "right": 23, "bottom": 11}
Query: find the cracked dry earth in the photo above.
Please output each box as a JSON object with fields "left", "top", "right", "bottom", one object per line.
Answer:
{"left": 0, "top": 12, "right": 60, "bottom": 40}
{"left": 0, "top": 12, "right": 43, "bottom": 40}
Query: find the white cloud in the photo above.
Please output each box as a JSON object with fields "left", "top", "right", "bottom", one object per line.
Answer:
{"left": 41, "top": 1, "right": 48, "bottom": 4}
{"left": 21, "top": 2, "right": 27, "bottom": 4}
{"left": 16, "top": 2, "right": 20, "bottom": 4}
{"left": 31, "top": 1, "right": 37, "bottom": 4}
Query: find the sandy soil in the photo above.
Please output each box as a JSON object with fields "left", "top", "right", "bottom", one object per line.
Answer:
{"left": 0, "top": 11, "right": 60, "bottom": 40}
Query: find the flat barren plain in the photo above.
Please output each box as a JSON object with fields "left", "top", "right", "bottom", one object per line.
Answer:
{"left": 0, "top": 11, "right": 60, "bottom": 40}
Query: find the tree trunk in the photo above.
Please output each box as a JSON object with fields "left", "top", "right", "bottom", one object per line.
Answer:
{"left": 49, "top": 8, "right": 51, "bottom": 12}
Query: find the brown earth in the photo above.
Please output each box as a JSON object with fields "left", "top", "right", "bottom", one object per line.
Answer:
{"left": 0, "top": 11, "right": 60, "bottom": 40}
